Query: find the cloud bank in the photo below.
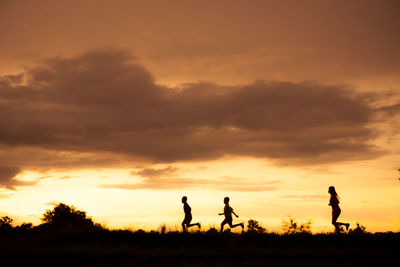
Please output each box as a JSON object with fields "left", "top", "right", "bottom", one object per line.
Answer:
{"left": 0, "top": 49, "right": 393, "bottom": 188}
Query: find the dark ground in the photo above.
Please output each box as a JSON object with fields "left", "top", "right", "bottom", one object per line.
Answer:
{"left": 1, "top": 230, "right": 399, "bottom": 266}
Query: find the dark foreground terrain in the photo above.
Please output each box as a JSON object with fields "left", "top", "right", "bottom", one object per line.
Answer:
{"left": 1, "top": 230, "right": 399, "bottom": 266}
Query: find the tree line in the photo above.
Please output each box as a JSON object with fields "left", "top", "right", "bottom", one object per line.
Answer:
{"left": 0, "top": 203, "right": 369, "bottom": 235}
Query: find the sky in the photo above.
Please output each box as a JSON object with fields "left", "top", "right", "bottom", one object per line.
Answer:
{"left": 0, "top": 0, "right": 399, "bottom": 232}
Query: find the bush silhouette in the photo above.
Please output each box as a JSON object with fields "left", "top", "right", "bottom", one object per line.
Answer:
{"left": 282, "top": 217, "right": 312, "bottom": 234}
{"left": 0, "top": 216, "right": 13, "bottom": 231}
{"left": 41, "top": 203, "right": 100, "bottom": 231}
{"left": 222, "top": 228, "right": 233, "bottom": 234}
{"left": 247, "top": 219, "right": 266, "bottom": 233}
{"left": 205, "top": 227, "right": 218, "bottom": 234}
{"left": 158, "top": 224, "right": 167, "bottom": 234}
{"left": 349, "top": 222, "right": 369, "bottom": 235}
{"left": 15, "top": 222, "right": 33, "bottom": 231}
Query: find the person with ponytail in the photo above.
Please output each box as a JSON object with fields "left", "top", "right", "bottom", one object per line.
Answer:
{"left": 328, "top": 186, "right": 350, "bottom": 233}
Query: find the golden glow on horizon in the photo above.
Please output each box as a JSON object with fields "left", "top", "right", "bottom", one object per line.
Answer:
{"left": 1, "top": 156, "right": 399, "bottom": 233}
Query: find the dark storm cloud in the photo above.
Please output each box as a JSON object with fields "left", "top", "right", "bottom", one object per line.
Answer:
{"left": 0, "top": 49, "right": 385, "bottom": 172}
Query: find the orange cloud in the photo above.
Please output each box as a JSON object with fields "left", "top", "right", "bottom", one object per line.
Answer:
{"left": 103, "top": 168, "right": 280, "bottom": 191}
{"left": 0, "top": 165, "right": 37, "bottom": 190}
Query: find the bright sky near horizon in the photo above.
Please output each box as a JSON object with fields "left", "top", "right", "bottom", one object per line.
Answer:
{"left": 0, "top": 0, "right": 399, "bottom": 233}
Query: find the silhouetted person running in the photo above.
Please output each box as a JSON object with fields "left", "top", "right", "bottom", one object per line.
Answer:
{"left": 181, "top": 196, "right": 201, "bottom": 232}
{"left": 328, "top": 186, "right": 350, "bottom": 233}
{"left": 219, "top": 197, "right": 244, "bottom": 233}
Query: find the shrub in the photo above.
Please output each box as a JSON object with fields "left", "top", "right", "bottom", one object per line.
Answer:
{"left": 247, "top": 219, "right": 266, "bottom": 233}
{"left": 159, "top": 224, "right": 167, "bottom": 234}
{"left": 222, "top": 228, "right": 232, "bottom": 234}
{"left": 349, "top": 222, "right": 369, "bottom": 235}
{"left": 15, "top": 222, "right": 33, "bottom": 231}
{"left": 0, "top": 216, "right": 13, "bottom": 231}
{"left": 205, "top": 227, "right": 218, "bottom": 234}
{"left": 281, "top": 217, "right": 312, "bottom": 234}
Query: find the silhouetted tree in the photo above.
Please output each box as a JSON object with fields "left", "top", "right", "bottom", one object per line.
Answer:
{"left": 41, "top": 203, "right": 100, "bottom": 230}
{"left": 0, "top": 216, "right": 13, "bottom": 231}
{"left": 247, "top": 219, "right": 266, "bottom": 233}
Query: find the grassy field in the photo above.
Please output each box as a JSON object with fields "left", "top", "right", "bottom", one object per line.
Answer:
{"left": 1, "top": 204, "right": 397, "bottom": 266}
{"left": 1, "top": 229, "right": 399, "bottom": 266}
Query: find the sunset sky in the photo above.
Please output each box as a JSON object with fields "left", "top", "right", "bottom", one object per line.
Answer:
{"left": 0, "top": 0, "right": 399, "bottom": 232}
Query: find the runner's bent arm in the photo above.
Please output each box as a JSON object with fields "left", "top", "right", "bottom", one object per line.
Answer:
{"left": 232, "top": 209, "right": 239, "bottom": 218}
